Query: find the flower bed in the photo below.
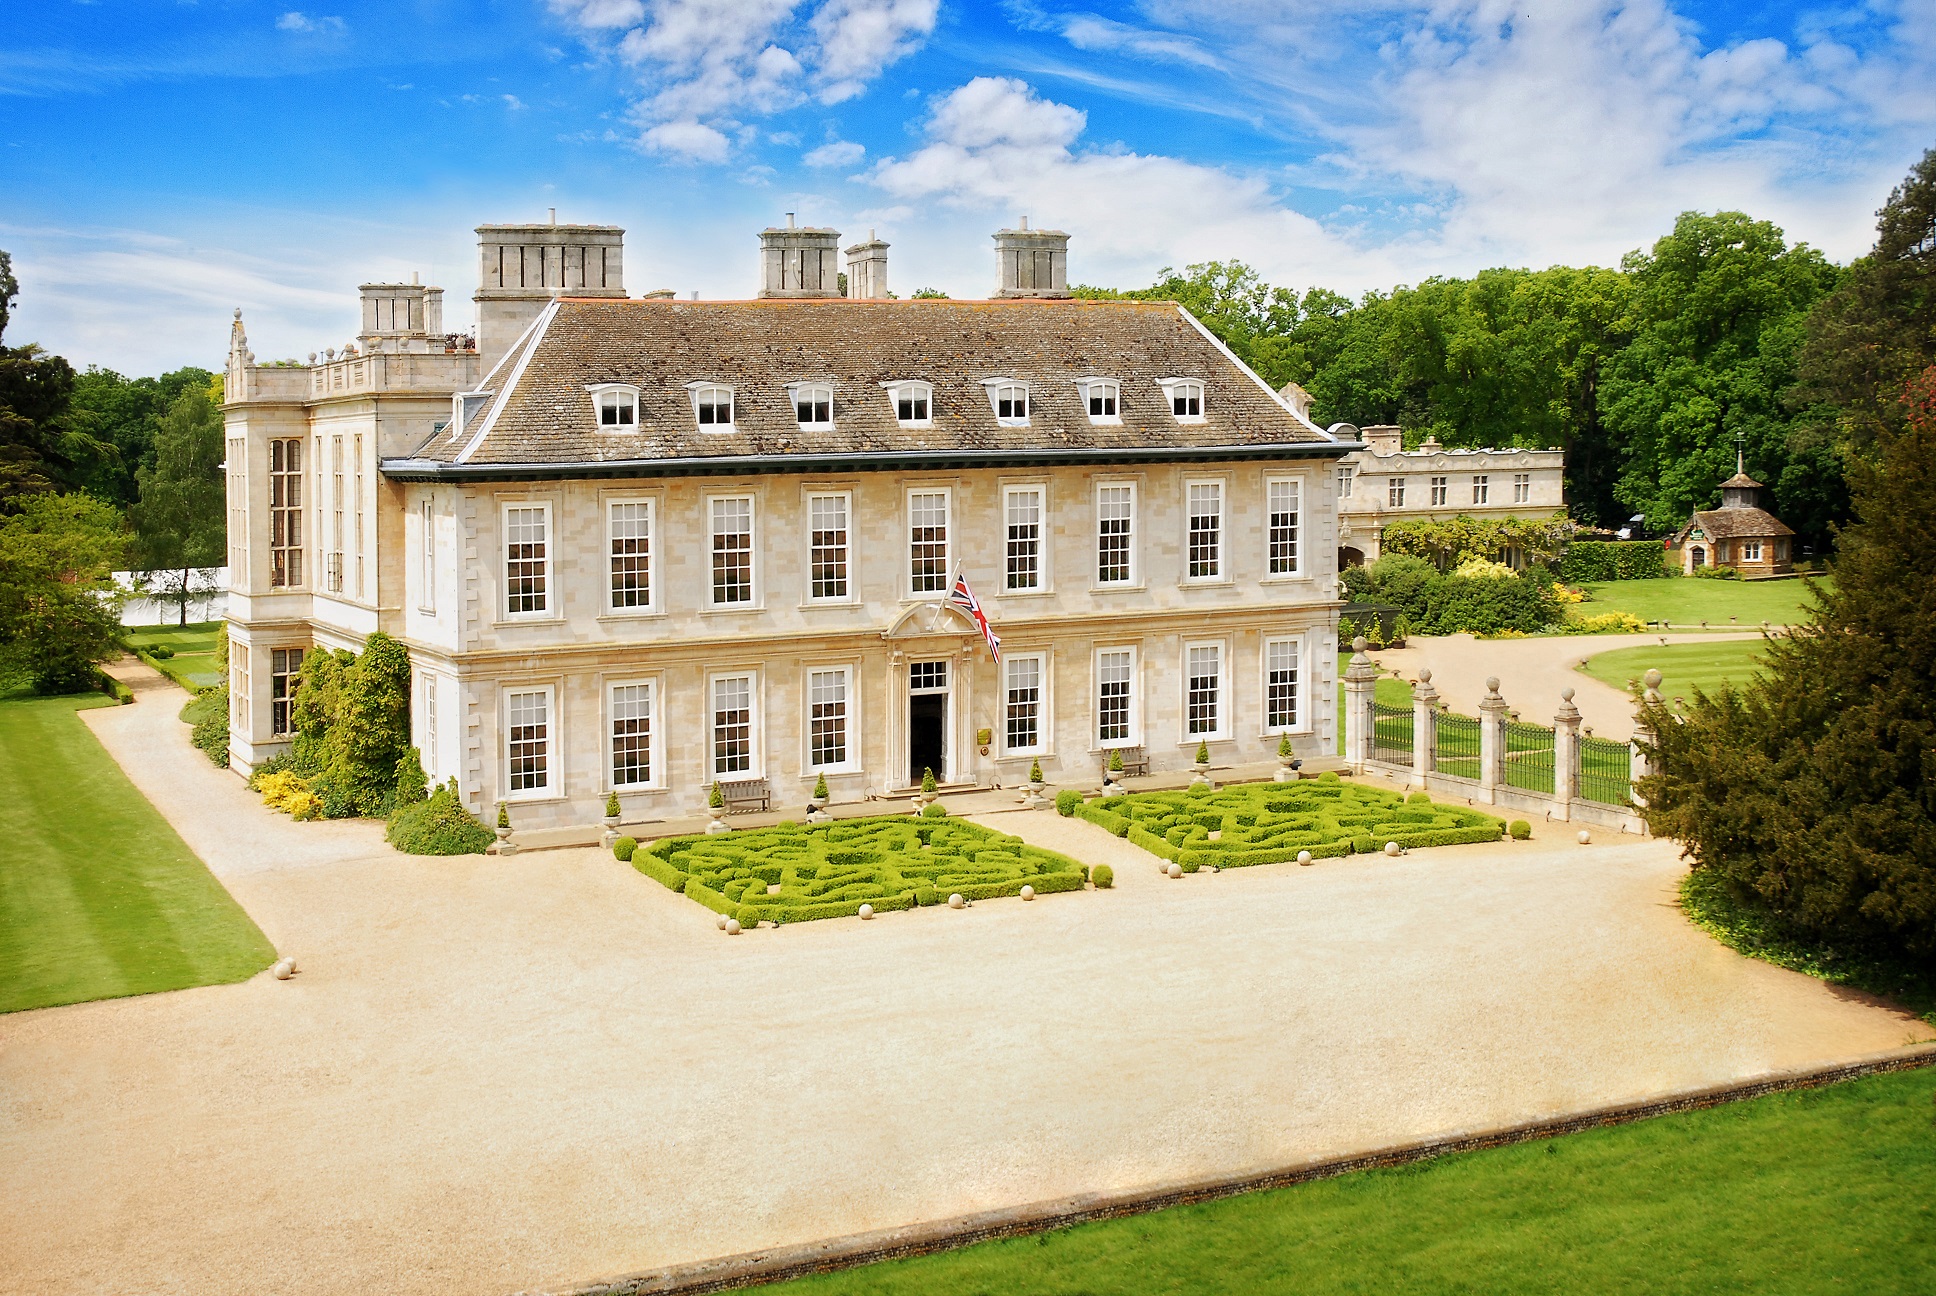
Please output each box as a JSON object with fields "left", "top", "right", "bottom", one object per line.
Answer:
{"left": 632, "top": 815, "right": 1089, "bottom": 926}
{"left": 1073, "top": 774, "right": 1504, "bottom": 871}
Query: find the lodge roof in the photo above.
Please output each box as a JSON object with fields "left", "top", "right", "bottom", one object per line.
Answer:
{"left": 391, "top": 297, "right": 1338, "bottom": 475}
{"left": 1720, "top": 472, "right": 1763, "bottom": 489}
{"left": 1679, "top": 506, "right": 1794, "bottom": 542}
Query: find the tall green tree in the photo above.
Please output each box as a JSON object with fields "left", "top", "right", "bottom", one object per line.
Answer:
{"left": 69, "top": 365, "right": 217, "bottom": 508}
{"left": 1638, "top": 364, "right": 1936, "bottom": 960}
{"left": 1792, "top": 147, "right": 1936, "bottom": 457}
{"left": 0, "top": 249, "right": 111, "bottom": 506}
{"left": 0, "top": 492, "right": 127, "bottom": 692}
{"left": 1599, "top": 211, "right": 1842, "bottom": 543}
{"left": 130, "top": 378, "right": 226, "bottom": 625}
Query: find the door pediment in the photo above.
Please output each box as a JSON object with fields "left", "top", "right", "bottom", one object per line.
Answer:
{"left": 884, "top": 600, "right": 979, "bottom": 640}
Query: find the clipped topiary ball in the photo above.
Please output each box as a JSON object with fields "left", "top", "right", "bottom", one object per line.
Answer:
{"left": 612, "top": 835, "right": 638, "bottom": 861}
{"left": 1509, "top": 820, "right": 1532, "bottom": 840}
{"left": 1092, "top": 864, "right": 1114, "bottom": 889}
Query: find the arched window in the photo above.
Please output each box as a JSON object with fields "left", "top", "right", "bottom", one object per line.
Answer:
{"left": 1159, "top": 377, "right": 1205, "bottom": 421}
{"left": 983, "top": 379, "right": 1029, "bottom": 425}
{"left": 788, "top": 382, "right": 834, "bottom": 429}
{"left": 882, "top": 381, "right": 933, "bottom": 426}
{"left": 688, "top": 384, "right": 735, "bottom": 429}
{"left": 1077, "top": 378, "right": 1120, "bottom": 423}
{"left": 586, "top": 384, "right": 639, "bottom": 428}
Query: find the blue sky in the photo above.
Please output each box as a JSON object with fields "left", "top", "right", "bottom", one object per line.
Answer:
{"left": 4, "top": 0, "right": 1933, "bottom": 374}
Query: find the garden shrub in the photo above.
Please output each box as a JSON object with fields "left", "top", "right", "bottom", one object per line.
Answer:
{"left": 1559, "top": 540, "right": 1668, "bottom": 582}
{"left": 1092, "top": 864, "right": 1113, "bottom": 889}
{"left": 385, "top": 777, "right": 492, "bottom": 855}
{"left": 282, "top": 632, "right": 413, "bottom": 818}
{"left": 612, "top": 835, "right": 638, "bottom": 861}
{"left": 394, "top": 749, "right": 428, "bottom": 805}
{"left": 812, "top": 772, "right": 829, "bottom": 801}
{"left": 1075, "top": 781, "right": 1503, "bottom": 869}
{"left": 1558, "top": 610, "right": 1651, "bottom": 635}
{"left": 1347, "top": 553, "right": 1563, "bottom": 636}
{"left": 190, "top": 684, "right": 230, "bottom": 766}
{"left": 1510, "top": 820, "right": 1532, "bottom": 840}
{"left": 605, "top": 792, "right": 621, "bottom": 818}
{"left": 1055, "top": 789, "right": 1083, "bottom": 816}
{"left": 1692, "top": 563, "right": 1740, "bottom": 580}
{"left": 921, "top": 801, "right": 948, "bottom": 818}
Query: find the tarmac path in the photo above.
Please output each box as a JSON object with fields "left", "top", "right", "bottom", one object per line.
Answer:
{"left": 1, "top": 659, "right": 1924, "bottom": 1296}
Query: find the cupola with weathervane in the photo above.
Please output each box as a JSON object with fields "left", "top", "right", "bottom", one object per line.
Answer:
{"left": 1670, "top": 434, "right": 1795, "bottom": 578}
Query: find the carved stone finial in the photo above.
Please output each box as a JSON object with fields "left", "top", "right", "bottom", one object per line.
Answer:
{"left": 1643, "top": 669, "right": 1662, "bottom": 690}
{"left": 1485, "top": 676, "right": 1500, "bottom": 694}
{"left": 1418, "top": 667, "right": 1432, "bottom": 683}
{"left": 1353, "top": 636, "right": 1367, "bottom": 653}
{"left": 1562, "top": 686, "right": 1574, "bottom": 701}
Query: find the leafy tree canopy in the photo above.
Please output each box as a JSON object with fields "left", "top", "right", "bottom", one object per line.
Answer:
{"left": 0, "top": 492, "right": 127, "bottom": 692}
{"left": 70, "top": 366, "right": 217, "bottom": 508}
{"left": 130, "top": 378, "right": 226, "bottom": 624}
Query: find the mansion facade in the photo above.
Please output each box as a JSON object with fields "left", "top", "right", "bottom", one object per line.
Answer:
{"left": 222, "top": 218, "right": 1358, "bottom": 827}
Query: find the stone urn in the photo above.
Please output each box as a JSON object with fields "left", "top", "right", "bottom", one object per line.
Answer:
{"left": 493, "top": 823, "right": 519, "bottom": 857}
{"left": 1274, "top": 754, "right": 1302, "bottom": 784}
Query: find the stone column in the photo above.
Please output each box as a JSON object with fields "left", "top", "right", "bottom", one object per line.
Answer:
{"left": 1477, "top": 676, "right": 1508, "bottom": 804}
{"left": 1552, "top": 686, "right": 1582, "bottom": 822}
{"left": 1411, "top": 667, "right": 1439, "bottom": 790}
{"left": 1343, "top": 636, "right": 1378, "bottom": 773}
{"left": 1630, "top": 668, "right": 1662, "bottom": 808}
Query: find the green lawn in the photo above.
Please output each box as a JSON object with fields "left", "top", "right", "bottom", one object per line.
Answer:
{"left": 1575, "top": 577, "right": 1825, "bottom": 629}
{"left": 0, "top": 684, "right": 275, "bottom": 1013}
{"left": 1579, "top": 639, "right": 1770, "bottom": 701}
{"left": 125, "top": 621, "right": 225, "bottom": 692}
{"left": 781, "top": 1066, "right": 1936, "bottom": 1295}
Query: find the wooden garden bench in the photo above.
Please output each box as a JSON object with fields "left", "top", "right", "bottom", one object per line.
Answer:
{"left": 1100, "top": 746, "right": 1150, "bottom": 778}
{"left": 719, "top": 778, "right": 771, "bottom": 813}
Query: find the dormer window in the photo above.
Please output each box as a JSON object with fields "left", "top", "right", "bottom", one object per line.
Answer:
{"left": 787, "top": 382, "right": 834, "bottom": 430}
{"left": 687, "top": 383, "right": 735, "bottom": 430}
{"left": 587, "top": 384, "right": 638, "bottom": 428}
{"left": 1159, "top": 378, "right": 1205, "bottom": 422}
{"left": 983, "top": 379, "right": 1029, "bottom": 426}
{"left": 1077, "top": 378, "right": 1120, "bottom": 423}
{"left": 882, "top": 380, "right": 932, "bottom": 426}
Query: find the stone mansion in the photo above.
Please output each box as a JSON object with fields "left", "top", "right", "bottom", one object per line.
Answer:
{"left": 221, "top": 217, "right": 1360, "bottom": 827}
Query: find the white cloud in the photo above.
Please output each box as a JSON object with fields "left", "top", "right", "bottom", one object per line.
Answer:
{"left": 803, "top": 138, "right": 865, "bottom": 167}
{"left": 552, "top": 0, "right": 936, "bottom": 159}
{"left": 275, "top": 12, "right": 346, "bottom": 35}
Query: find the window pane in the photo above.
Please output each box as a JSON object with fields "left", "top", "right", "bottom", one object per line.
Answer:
{"left": 1187, "top": 644, "right": 1220, "bottom": 735}
{"left": 610, "top": 501, "right": 651, "bottom": 608}
{"left": 1006, "top": 488, "right": 1041, "bottom": 591}
{"left": 1267, "top": 639, "right": 1299, "bottom": 729}
{"left": 809, "top": 669, "right": 848, "bottom": 768}
{"left": 1098, "top": 485, "right": 1133, "bottom": 583}
{"left": 1188, "top": 482, "right": 1221, "bottom": 578}
{"left": 713, "top": 676, "right": 752, "bottom": 775}
{"left": 505, "top": 506, "right": 548, "bottom": 614}
{"left": 1268, "top": 480, "right": 1300, "bottom": 574}
{"left": 810, "top": 495, "right": 848, "bottom": 599}
{"left": 507, "top": 691, "right": 549, "bottom": 791}
{"left": 711, "top": 498, "right": 753, "bottom": 604}
{"left": 910, "top": 491, "right": 949, "bottom": 592}
{"left": 1098, "top": 650, "right": 1132, "bottom": 743}
{"left": 612, "top": 683, "right": 652, "bottom": 786}
{"left": 910, "top": 660, "right": 948, "bottom": 692}
{"left": 1006, "top": 657, "right": 1041, "bottom": 751}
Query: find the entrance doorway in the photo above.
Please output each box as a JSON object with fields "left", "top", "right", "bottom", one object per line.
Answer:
{"left": 909, "top": 659, "right": 949, "bottom": 785}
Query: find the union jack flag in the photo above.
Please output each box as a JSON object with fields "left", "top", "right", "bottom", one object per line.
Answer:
{"left": 948, "top": 574, "right": 1001, "bottom": 663}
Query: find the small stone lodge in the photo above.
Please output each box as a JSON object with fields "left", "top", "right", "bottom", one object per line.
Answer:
{"left": 1670, "top": 455, "right": 1795, "bottom": 578}
{"left": 221, "top": 214, "right": 1360, "bottom": 829}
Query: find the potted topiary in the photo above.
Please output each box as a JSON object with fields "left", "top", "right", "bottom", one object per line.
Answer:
{"left": 1275, "top": 733, "right": 1301, "bottom": 783}
{"left": 811, "top": 771, "right": 830, "bottom": 808}
{"left": 494, "top": 801, "right": 518, "bottom": 856}
{"left": 1023, "top": 756, "right": 1048, "bottom": 809}
{"left": 706, "top": 780, "right": 730, "bottom": 835}
{"left": 603, "top": 791, "right": 621, "bottom": 828}
{"left": 1028, "top": 757, "right": 1045, "bottom": 791}
{"left": 916, "top": 766, "right": 937, "bottom": 808}
{"left": 1192, "top": 739, "right": 1212, "bottom": 788}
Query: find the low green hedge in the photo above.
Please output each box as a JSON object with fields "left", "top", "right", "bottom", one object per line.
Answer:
{"left": 1076, "top": 781, "right": 1504, "bottom": 869}
{"left": 1559, "top": 540, "right": 1668, "bottom": 582}
{"left": 633, "top": 816, "right": 1088, "bottom": 926}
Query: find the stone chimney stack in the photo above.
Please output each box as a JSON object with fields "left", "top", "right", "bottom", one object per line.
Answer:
{"left": 1360, "top": 425, "right": 1403, "bottom": 455}
{"left": 759, "top": 214, "right": 842, "bottom": 298}
{"left": 474, "top": 217, "right": 626, "bottom": 369}
{"left": 358, "top": 280, "right": 445, "bottom": 347}
{"left": 992, "top": 217, "right": 1070, "bottom": 298}
{"left": 845, "top": 229, "right": 889, "bottom": 300}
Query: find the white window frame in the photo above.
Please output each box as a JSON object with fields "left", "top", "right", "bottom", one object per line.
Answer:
{"left": 1429, "top": 475, "right": 1448, "bottom": 507}
{"left": 1472, "top": 474, "right": 1490, "bottom": 505}
{"left": 1336, "top": 465, "right": 1355, "bottom": 502}
{"left": 417, "top": 497, "right": 435, "bottom": 613}
{"left": 882, "top": 380, "right": 933, "bottom": 427}
{"left": 805, "top": 490, "right": 854, "bottom": 604}
{"left": 786, "top": 381, "right": 834, "bottom": 431}
{"left": 1182, "top": 639, "right": 1229, "bottom": 742}
{"left": 1513, "top": 473, "right": 1531, "bottom": 503}
{"left": 606, "top": 496, "right": 656, "bottom": 615}
{"left": 1095, "top": 479, "right": 1139, "bottom": 588}
{"left": 1002, "top": 652, "right": 1049, "bottom": 757}
{"left": 1262, "top": 635, "right": 1306, "bottom": 735}
{"left": 422, "top": 672, "right": 439, "bottom": 778}
{"left": 501, "top": 501, "right": 553, "bottom": 620}
{"left": 503, "top": 685, "right": 558, "bottom": 802}
{"left": 1184, "top": 477, "right": 1226, "bottom": 583}
{"left": 1387, "top": 477, "right": 1406, "bottom": 508}
{"left": 608, "top": 677, "right": 662, "bottom": 791}
{"left": 1095, "top": 646, "right": 1139, "bottom": 748}
{"left": 1158, "top": 377, "right": 1206, "bottom": 423}
{"left": 982, "top": 378, "right": 1030, "bottom": 427}
{"left": 906, "top": 486, "right": 952, "bottom": 597}
{"left": 706, "top": 494, "right": 758, "bottom": 609}
{"left": 1076, "top": 377, "right": 1121, "bottom": 425}
{"left": 1743, "top": 539, "right": 1763, "bottom": 562}
{"left": 687, "top": 381, "right": 736, "bottom": 431}
{"left": 586, "top": 383, "right": 640, "bottom": 429}
{"left": 1265, "top": 475, "right": 1303, "bottom": 577}
{"left": 707, "top": 671, "right": 762, "bottom": 780}
{"left": 1002, "top": 483, "right": 1047, "bottom": 593}
{"left": 804, "top": 664, "right": 859, "bottom": 774}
